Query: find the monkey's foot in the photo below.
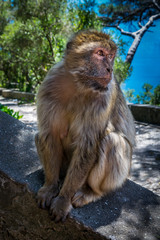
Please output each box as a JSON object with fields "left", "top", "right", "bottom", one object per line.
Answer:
{"left": 37, "top": 184, "right": 60, "bottom": 209}
{"left": 50, "top": 196, "right": 72, "bottom": 222}
{"left": 72, "top": 188, "right": 100, "bottom": 208}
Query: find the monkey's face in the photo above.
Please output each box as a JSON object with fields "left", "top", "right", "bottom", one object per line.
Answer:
{"left": 85, "top": 46, "right": 116, "bottom": 91}
{"left": 66, "top": 45, "right": 116, "bottom": 92}
{"left": 65, "top": 31, "right": 117, "bottom": 92}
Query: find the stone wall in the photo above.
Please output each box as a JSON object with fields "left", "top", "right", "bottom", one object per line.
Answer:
{"left": 0, "top": 88, "right": 35, "bottom": 101}
{"left": 128, "top": 103, "right": 160, "bottom": 125}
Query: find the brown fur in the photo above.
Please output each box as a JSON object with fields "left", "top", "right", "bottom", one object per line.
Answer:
{"left": 35, "top": 30, "right": 135, "bottom": 222}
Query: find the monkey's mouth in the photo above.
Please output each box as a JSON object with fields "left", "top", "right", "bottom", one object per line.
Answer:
{"left": 79, "top": 74, "right": 111, "bottom": 91}
{"left": 90, "top": 80, "right": 109, "bottom": 92}
{"left": 86, "top": 75, "right": 111, "bottom": 91}
{"left": 93, "top": 76, "right": 111, "bottom": 88}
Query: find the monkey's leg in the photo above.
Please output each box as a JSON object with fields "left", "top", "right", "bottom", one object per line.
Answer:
{"left": 99, "top": 132, "right": 132, "bottom": 193}
{"left": 72, "top": 132, "right": 132, "bottom": 208}
{"left": 49, "top": 146, "right": 98, "bottom": 221}
{"left": 72, "top": 185, "right": 101, "bottom": 208}
{"left": 35, "top": 133, "right": 63, "bottom": 209}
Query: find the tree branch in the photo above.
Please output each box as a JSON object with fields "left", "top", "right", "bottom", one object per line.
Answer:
{"left": 143, "top": 12, "right": 160, "bottom": 31}
{"left": 138, "top": 21, "right": 143, "bottom": 28}
{"left": 115, "top": 25, "right": 135, "bottom": 38}
{"left": 125, "top": 12, "right": 160, "bottom": 64}
{"left": 46, "top": 34, "right": 54, "bottom": 58}
{"left": 153, "top": 0, "right": 160, "bottom": 11}
{"left": 133, "top": 12, "right": 160, "bottom": 36}
{"left": 103, "top": 23, "right": 136, "bottom": 38}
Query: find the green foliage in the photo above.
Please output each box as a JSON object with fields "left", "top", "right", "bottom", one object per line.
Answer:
{"left": 125, "top": 84, "right": 160, "bottom": 106}
{"left": 0, "top": 0, "right": 70, "bottom": 93}
{"left": 134, "top": 94, "right": 141, "bottom": 104}
{"left": 124, "top": 89, "right": 135, "bottom": 103}
{"left": 151, "top": 85, "right": 160, "bottom": 105}
{"left": 0, "top": 0, "right": 133, "bottom": 92}
{"left": 0, "top": 0, "right": 13, "bottom": 35}
{"left": 0, "top": 104, "right": 23, "bottom": 119}
{"left": 114, "top": 57, "right": 132, "bottom": 84}
{"left": 99, "top": 0, "right": 160, "bottom": 27}
{"left": 139, "top": 83, "right": 153, "bottom": 104}
{"left": 71, "top": 0, "right": 102, "bottom": 31}
{"left": 18, "top": 98, "right": 35, "bottom": 105}
{"left": 134, "top": 83, "right": 153, "bottom": 104}
{"left": 0, "top": 0, "right": 104, "bottom": 93}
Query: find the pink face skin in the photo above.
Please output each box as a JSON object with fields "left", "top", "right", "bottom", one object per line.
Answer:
{"left": 87, "top": 47, "right": 116, "bottom": 89}
{"left": 93, "top": 47, "right": 115, "bottom": 62}
{"left": 67, "top": 44, "right": 117, "bottom": 91}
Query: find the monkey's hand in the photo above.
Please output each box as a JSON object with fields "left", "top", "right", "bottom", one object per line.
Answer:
{"left": 50, "top": 196, "right": 72, "bottom": 222}
{"left": 37, "top": 184, "right": 59, "bottom": 209}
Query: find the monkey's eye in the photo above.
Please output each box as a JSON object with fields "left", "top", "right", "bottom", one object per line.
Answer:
{"left": 107, "top": 54, "right": 113, "bottom": 60}
{"left": 97, "top": 50, "right": 104, "bottom": 56}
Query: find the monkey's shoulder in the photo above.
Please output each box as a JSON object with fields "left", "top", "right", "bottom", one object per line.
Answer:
{"left": 39, "top": 62, "right": 77, "bottom": 104}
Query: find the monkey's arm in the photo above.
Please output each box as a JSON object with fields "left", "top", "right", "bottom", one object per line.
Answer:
{"left": 36, "top": 101, "right": 69, "bottom": 209}
{"left": 35, "top": 131, "right": 64, "bottom": 208}
{"left": 49, "top": 142, "right": 97, "bottom": 222}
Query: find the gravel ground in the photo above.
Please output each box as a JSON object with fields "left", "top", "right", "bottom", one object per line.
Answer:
{"left": 0, "top": 96, "right": 160, "bottom": 195}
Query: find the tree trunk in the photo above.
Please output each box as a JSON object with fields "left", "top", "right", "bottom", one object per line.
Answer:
{"left": 125, "top": 34, "right": 142, "bottom": 64}
{"left": 125, "top": 13, "right": 160, "bottom": 65}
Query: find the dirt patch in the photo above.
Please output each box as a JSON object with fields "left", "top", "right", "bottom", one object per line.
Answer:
{"left": 0, "top": 171, "right": 107, "bottom": 240}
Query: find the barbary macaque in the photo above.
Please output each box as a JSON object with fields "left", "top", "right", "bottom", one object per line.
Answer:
{"left": 35, "top": 30, "right": 135, "bottom": 222}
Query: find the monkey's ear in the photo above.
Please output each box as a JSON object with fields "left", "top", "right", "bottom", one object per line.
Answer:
{"left": 66, "top": 41, "right": 73, "bottom": 51}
